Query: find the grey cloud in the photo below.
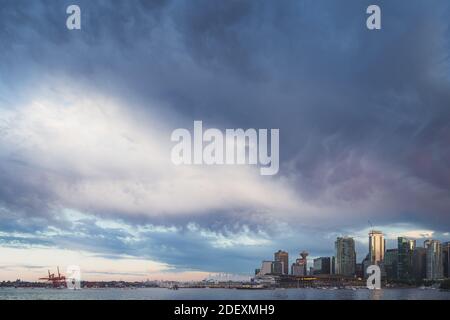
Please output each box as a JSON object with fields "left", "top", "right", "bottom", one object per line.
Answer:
{"left": 0, "top": 0, "right": 450, "bottom": 274}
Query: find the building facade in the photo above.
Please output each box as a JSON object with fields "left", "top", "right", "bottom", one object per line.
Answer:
{"left": 291, "top": 251, "right": 308, "bottom": 276}
{"left": 369, "top": 230, "right": 385, "bottom": 265}
{"left": 260, "top": 261, "right": 273, "bottom": 275}
{"left": 361, "top": 254, "right": 371, "bottom": 278}
{"left": 384, "top": 249, "right": 398, "bottom": 280}
{"left": 355, "top": 263, "right": 364, "bottom": 278}
{"left": 443, "top": 242, "right": 450, "bottom": 278}
{"left": 425, "top": 240, "right": 443, "bottom": 280}
{"left": 274, "top": 250, "right": 289, "bottom": 275}
{"left": 335, "top": 237, "right": 356, "bottom": 277}
{"left": 412, "top": 247, "right": 426, "bottom": 281}
{"left": 271, "top": 261, "right": 283, "bottom": 275}
{"left": 397, "top": 237, "right": 416, "bottom": 280}
{"left": 313, "top": 257, "right": 332, "bottom": 275}
{"left": 259, "top": 260, "right": 284, "bottom": 276}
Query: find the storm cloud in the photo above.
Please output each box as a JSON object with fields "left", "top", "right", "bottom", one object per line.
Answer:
{"left": 0, "top": 0, "right": 449, "bottom": 277}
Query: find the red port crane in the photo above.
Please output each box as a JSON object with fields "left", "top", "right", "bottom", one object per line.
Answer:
{"left": 39, "top": 267, "right": 66, "bottom": 288}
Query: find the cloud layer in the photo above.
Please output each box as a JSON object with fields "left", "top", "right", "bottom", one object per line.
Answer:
{"left": 0, "top": 0, "right": 449, "bottom": 278}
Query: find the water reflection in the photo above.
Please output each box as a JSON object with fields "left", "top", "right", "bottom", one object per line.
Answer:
{"left": 0, "top": 287, "right": 449, "bottom": 300}
{"left": 368, "top": 289, "right": 383, "bottom": 300}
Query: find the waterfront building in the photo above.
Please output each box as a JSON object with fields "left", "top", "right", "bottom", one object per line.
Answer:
{"left": 330, "top": 256, "right": 336, "bottom": 274}
{"left": 355, "top": 263, "right": 363, "bottom": 278}
{"left": 443, "top": 242, "right": 450, "bottom": 278}
{"left": 369, "top": 230, "right": 385, "bottom": 265}
{"left": 384, "top": 249, "right": 398, "bottom": 280}
{"left": 313, "top": 257, "right": 332, "bottom": 275}
{"left": 274, "top": 250, "right": 289, "bottom": 275}
{"left": 291, "top": 264, "right": 305, "bottom": 276}
{"left": 331, "top": 256, "right": 336, "bottom": 275}
{"left": 291, "top": 251, "right": 308, "bottom": 276}
{"left": 259, "top": 260, "right": 283, "bottom": 275}
{"left": 260, "top": 261, "right": 273, "bottom": 275}
{"left": 425, "top": 240, "right": 443, "bottom": 280}
{"left": 412, "top": 247, "right": 426, "bottom": 280}
{"left": 361, "top": 253, "right": 371, "bottom": 278}
{"left": 335, "top": 237, "right": 356, "bottom": 277}
{"left": 271, "top": 261, "right": 283, "bottom": 275}
{"left": 397, "top": 237, "right": 416, "bottom": 280}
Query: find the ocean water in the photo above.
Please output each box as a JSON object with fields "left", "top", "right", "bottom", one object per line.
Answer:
{"left": 0, "top": 287, "right": 449, "bottom": 300}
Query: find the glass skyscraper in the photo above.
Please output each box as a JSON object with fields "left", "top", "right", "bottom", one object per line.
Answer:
{"left": 369, "top": 230, "right": 385, "bottom": 265}
{"left": 335, "top": 237, "right": 356, "bottom": 277}
{"left": 425, "top": 240, "right": 443, "bottom": 280}
{"left": 397, "top": 237, "right": 416, "bottom": 280}
{"left": 384, "top": 249, "right": 398, "bottom": 280}
{"left": 443, "top": 242, "right": 450, "bottom": 278}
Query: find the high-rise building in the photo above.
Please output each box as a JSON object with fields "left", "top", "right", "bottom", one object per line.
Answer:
{"left": 259, "top": 260, "right": 284, "bottom": 276}
{"left": 355, "top": 263, "right": 364, "bottom": 278}
{"left": 291, "top": 251, "right": 308, "bottom": 276}
{"left": 361, "top": 253, "right": 371, "bottom": 278}
{"left": 397, "top": 237, "right": 415, "bottom": 280}
{"left": 271, "top": 261, "right": 283, "bottom": 275}
{"left": 331, "top": 256, "right": 336, "bottom": 275}
{"left": 425, "top": 240, "right": 443, "bottom": 280}
{"left": 274, "top": 250, "right": 289, "bottom": 275}
{"left": 412, "top": 247, "right": 426, "bottom": 280}
{"left": 384, "top": 249, "right": 398, "bottom": 280}
{"left": 313, "top": 257, "right": 332, "bottom": 275}
{"left": 335, "top": 237, "right": 356, "bottom": 277}
{"left": 291, "top": 264, "right": 305, "bottom": 276}
{"left": 443, "top": 242, "right": 450, "bottom": 278}
{"left": 369, "top": 230, "right": 385, "bottom": 265}
{"left": 260, "top": 261, "right": 273, "bottom": 275}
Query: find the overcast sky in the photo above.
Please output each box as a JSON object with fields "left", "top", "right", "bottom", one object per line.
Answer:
{"left": 0, "top": 0, "right": 449, "bottom": 281}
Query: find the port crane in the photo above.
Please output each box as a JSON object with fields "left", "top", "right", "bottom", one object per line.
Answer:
{"left": 39, "top": 267, "right": 66, "bottom": 287}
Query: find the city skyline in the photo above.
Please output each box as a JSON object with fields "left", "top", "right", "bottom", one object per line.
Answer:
{"left": 1, "top": 0, "right": 450, "bottom": 281}
{"left": 0, "top": 220, "right": 449, "bottom": 283}
{"left": 1, "top": 225, "right": 449, "bottom": 282}
{"left": 256, "top": 230, "right": 449, "bottom": 282}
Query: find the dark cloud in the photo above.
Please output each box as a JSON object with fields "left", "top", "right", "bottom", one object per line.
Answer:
{"left": 0, "top": 0, "right": 449, "bottom": 274}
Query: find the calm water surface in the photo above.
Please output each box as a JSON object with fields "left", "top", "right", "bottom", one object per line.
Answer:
{"left": 1, "top": 287, "right": 449, "bottom": 300}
